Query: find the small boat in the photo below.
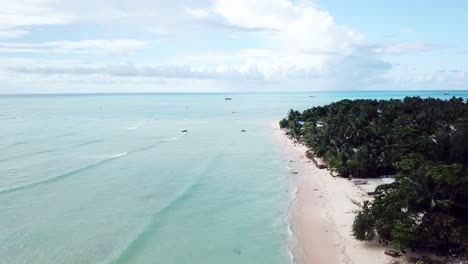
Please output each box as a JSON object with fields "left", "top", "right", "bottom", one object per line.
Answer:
{"left": 225, "top": 98, "right": 232, "bottom": 100}
{"left": 241, "top": 130, "right": 246, "bottom": 132}
{"left": 181, "top": 130, "right": 188, "bottom": 133}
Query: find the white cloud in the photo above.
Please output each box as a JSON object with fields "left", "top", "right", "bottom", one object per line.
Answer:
{"left": 213, "top": 0, "right": 362, "bottom": 52}
{"left": 0, "top": 39, "right": 149, "bottom": 56}
{"left": 185, "top": 7, "right": 212, "bottom": 19}
{"left": 0, "top": 0, "right": 74, "bottom": 38}
{"left": 372, "top": 42, "right": 434, "bottom": 56}
{"left": 1, "top": 0, "right": 449, "bottom": 92}
{"left": 2, "top": 60, "right": 277, "bottom": 80}
{"left": 390, "top": 69, "right": 467, "bottom": 84}
{"left": 0, "top": 58, "right": 257, "bottom": 79}
{"left": 0, "top": 0, "right": 373, "bottom": 84}
{"left": 1, "top": 49, "right": 390, "bottom": 86}
{"left": 181, "top": 0, "right": 370, "bottom": 83}
{"left": 0, "top": 30, "right": 29, "bottom": 38}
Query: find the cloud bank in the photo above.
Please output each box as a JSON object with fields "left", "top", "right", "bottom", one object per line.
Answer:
{"left": 0, "top": 0, "right": 460, "bottom": 93}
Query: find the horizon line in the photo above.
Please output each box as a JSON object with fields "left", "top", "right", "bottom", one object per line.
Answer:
{"left": 1, "top": 89, "right": 468, "bottom": 96}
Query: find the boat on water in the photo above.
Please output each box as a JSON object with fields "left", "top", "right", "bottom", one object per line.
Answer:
{"left": 225, "top": 98, "right": 232, "bottom": 100}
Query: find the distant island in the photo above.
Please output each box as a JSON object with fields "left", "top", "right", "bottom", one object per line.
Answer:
{"left": 280, "top": 97, "right": 468, "bottom": 261}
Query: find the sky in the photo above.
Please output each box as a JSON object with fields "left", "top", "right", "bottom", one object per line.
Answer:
{"left": 1, "top": 0, "right": 468, "bottom": 93}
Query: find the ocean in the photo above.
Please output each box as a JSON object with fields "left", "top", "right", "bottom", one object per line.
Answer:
{"left": 1, "top": 91, "right": 467, "bottom": 264}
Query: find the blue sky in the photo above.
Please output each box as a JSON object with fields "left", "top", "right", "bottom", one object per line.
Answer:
{"left": 0, "top": 0, "right": 467, "bottom": 93}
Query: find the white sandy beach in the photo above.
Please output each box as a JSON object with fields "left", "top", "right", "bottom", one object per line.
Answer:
{"left": 273, "top": 123, "right": 394, "bottom": 264}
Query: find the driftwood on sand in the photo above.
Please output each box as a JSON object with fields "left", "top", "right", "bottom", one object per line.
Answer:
{"left": 306, "top": 149, "right": 328, "bottom": 169}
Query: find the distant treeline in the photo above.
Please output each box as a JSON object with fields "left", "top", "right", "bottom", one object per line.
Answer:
{"left": 280, "top": 97, "right": 468, "bottom": 252}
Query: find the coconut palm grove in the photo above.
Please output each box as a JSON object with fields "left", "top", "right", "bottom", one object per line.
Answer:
{"left": 280, "top": 97, "right": 468, "bottom": 254}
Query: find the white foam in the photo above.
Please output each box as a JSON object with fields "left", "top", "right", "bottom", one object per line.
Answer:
{"left": 287, "top": 177, "right": 302, "bottom": 264}
{"left": 160, "top": 137, "right": 180, "bottom": 141}
{"left": 111, "top": 152, "right": 128, "bottom": 158}
{"left": 126, "top": 126, "right": 138, "bottom": 130}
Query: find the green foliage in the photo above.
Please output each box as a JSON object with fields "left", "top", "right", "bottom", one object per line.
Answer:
{"left": 352, "top": 201, "right": 375, "bottom": 241}
{"left": 279, "top": 118, "right": 289, "bottom": 129}
{"left": 281, "top": 97, "right": 468, "bottom": 251}
{"left": 370, "top": 183, "right": 407, "bottom": 240}
{"left": 281, "top": 96, "right": 468, "bottom": 178}
{"left": 391, "top": 217, "right": 421, "bottom": 250}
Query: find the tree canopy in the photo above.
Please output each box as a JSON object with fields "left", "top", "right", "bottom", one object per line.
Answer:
{"left": 281, "top": 97, "right": 468, "bottom": 252}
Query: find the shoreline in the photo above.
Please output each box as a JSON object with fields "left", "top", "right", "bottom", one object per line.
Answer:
{"left": 273, "top": 123, "right": 391, "bottom": 264}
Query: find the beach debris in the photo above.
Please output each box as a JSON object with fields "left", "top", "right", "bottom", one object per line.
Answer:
{"left": 181, "top": 130, "right": 188, "bottom": 133}
{"left": 384, "top": 250, "right": 401, "bottom": 258}
{"left": 292, "top": 171, "right": 299, "bottom": 174}
{"left": 351, "top": 179, "right": 368, "bottom": 185}
{"left": 305, "top": 150, "right": 328, "bottom": 169}
{"left": 232, "top": 248, "right": 241, "bottom": 255}
{"left": 313, "top": 188, "right": 319, "bottom": 191}
{"left": 317, "top": 164, "right": 327, "bottom": 169}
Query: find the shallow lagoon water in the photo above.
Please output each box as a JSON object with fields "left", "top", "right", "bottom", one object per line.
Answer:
{"left": 0, "top": 91, "right": 466, "bottom": 264}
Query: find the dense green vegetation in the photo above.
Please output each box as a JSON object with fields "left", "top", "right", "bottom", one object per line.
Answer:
{"left": 280, "top": 97, "right": 468, "bottom": 252}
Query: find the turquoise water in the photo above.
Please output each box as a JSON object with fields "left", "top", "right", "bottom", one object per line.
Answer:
{"left": 1, "top": 91, "right": 467, "bottom": 264}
